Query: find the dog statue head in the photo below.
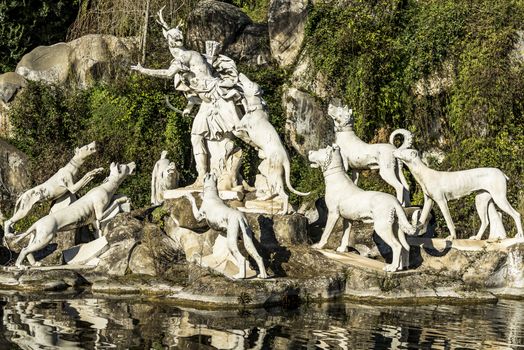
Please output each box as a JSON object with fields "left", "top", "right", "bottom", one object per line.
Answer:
{"left": 163, "top": 162, "right": 177, "bottom": 177}
{"left": 74, "top": 141, "right": 97, "bottom": 159}
{"left": 108, "top": 162, "right": 136, "bottom": 185}
{"left": 328, "top": 103, "right": 353, "bottom": 129}
{"left": 238, "top": 73, "right": 262, "bottom": 97}
{"left": 203, "top": 172, "right": 218, "bottom": 192}
{"left": 308, "top": 144, "right": 342, "bottom": 171}
{"left": 393, "top": 148, "right": 419, "bottom": 164}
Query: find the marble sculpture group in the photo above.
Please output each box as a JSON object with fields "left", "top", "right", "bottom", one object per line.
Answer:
{"left": 2, "top": 6, "right": 523, "bottom": 277}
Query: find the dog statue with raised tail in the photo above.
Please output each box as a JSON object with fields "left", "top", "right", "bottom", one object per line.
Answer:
{"left": 394, "top": 148, "right": 523, "bottom": 240}
{"left": 235, "top": 73, "right": 310, "bottom": 214}
{"left": 309, "top": 145, "right": 413, "bottom": 272}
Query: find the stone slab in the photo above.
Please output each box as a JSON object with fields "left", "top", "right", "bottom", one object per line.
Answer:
{"left": 317, "top": 249, "right": 386, "bottom": 273}
{"left": 91, "top": 280, "right": 183, "bottom": 295}
{"left": 164, "top": 188, "right": 244, "bottom": 201}
{"left": 238, "top": 199, "right": 285, "bottom": 215}
{"left": 407, "top": 237, "right": 524, "bottom": 252}
{"left": 345, "top": 287, "right": 499, "bottom": 302}
{"left": 1, "top": 264, "right": 95, "bottom": 272}
{"left": 63, "top": 236, "right": 109, "bottom": 265}
{"left": 237, "top": 207, "right": 274, "bottom": 214}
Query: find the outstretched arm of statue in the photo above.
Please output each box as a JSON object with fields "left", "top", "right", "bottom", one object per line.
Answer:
{"left": 131, "top": 62, "right": 181, "bottom": 78}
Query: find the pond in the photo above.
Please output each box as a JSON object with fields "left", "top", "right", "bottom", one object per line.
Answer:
{"left": 0, "top": 293, "right": 522, "bottom": 349}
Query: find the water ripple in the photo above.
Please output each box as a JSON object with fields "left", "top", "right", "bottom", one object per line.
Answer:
{"left": 0, "top": 296, "right": 523, "bottom": 349}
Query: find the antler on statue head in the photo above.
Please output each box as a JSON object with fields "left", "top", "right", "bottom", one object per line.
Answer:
{"left": 156, "top": 6, "right": 170, "bottom": 35}
{"left": 156, "top": 5, "right": 184, "bottom": 43}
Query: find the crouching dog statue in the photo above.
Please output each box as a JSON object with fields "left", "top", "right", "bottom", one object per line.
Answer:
{"left": 184, "top": 173, "right": 268, "bottom": 279}
{"left": 13, "top": 162, "right": 136, "bottom": 268}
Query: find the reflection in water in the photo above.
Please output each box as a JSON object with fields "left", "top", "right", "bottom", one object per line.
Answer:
{"left": 0, "top": 294, "right": 523, "bottom": 349}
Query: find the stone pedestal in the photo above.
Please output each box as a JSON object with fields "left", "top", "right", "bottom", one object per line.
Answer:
{"left": 245, "top": 212, "right": 308, "bottom": 248}
{"left": 63, "top": 236, "right": 109, "bottom": 266}
{"left": 199, "top": 235, "right": 257, "bottom": 279}
{"left": 407, "top": 236, "right": 524, "bottom": 252}
{"left": 238, "top": 198, "right": 285, "bottom": 214}
{"left": 164, "top": 188, "right": 244, "bottom": 201}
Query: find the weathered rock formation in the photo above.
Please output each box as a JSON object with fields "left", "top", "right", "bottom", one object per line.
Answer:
{"left": 15, "top": 34, "right": 139, "bottom": 88}
{"left": 186, "top": 0, "right": 271, "bottom": 65}
{"left": 268, "top": 0, "right": 309, "bottom": 67}
{"left": 0, "top": 72, "right": 27, "bottom": 104}
{"left": 0, "top": 35, "right": 139, "bottom": 134}
{"left": 0, "top": 140, "right": 31, "bottom": 218}
{"left": 283, "top": 88, "right": 334, "bottom": 157}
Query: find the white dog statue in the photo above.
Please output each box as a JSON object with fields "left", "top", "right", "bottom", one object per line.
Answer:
{"left": 308, "top": 145, "right": 413, "bottom": 272}
{"left": 13, "top": 162, "right": 136, "bottom": 267}
{"left": 235, "top": 73, "right": 310, "bottom": 214}
{"left": 184, "top": 173, "right": 268, "bottom": 279}
{"left": 394, "top": 148, "right": 523, "bottom": 240}
{"left": 328, "top": 103, "right": 412, "bottom": 206}
{"left": 3, "top": 141, "right": 103, "bottom": 236}
{"left": 151, "top": 150, "right": 179, "bottom": 206}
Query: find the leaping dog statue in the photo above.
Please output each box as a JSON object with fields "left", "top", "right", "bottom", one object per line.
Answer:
{"left": 13, "top": 162, "right": 135, "bottom": 267}
{"left": 4, "top": 141, "right": 103, "bottom": 236}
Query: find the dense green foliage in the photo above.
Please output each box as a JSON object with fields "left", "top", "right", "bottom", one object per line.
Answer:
{"left": 0, "top": 0, "right": 79, "bottom": 73}
{"left": 305, "top": 0, "right": 524, "bottom": 236}
{"left": 224, "top": 0, "right": 270, "bottom": 22}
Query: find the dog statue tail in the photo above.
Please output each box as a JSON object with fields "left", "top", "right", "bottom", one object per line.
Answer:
{"left": 394, "top": 202, "right": 416, "bottom": 236}
{"left": 394, "top": 202, "right": 412, "bottom": 268}
{"left": 390, "top": 129, "right": 412, "bottom": 206}
{"left": 283, "top": 158, "right": 310, "bottom": 196}
{"left": 389, "top": 129, "right": 412, "bottom": 149}
{"left": 13, "top": 189, "right": 42, "bottom": 215}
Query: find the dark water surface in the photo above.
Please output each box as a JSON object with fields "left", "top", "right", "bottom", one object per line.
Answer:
{"left": 0, "top": 293, "right": 523, "bottom": 349}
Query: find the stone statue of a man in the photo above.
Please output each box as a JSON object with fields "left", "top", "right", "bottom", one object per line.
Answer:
{"left": 131, "top": 9, "right": 243, "bottom": 188}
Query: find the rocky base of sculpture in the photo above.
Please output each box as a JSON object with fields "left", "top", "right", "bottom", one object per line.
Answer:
{"left": 0, "top": 202, "right": 522, "bottom": 307}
